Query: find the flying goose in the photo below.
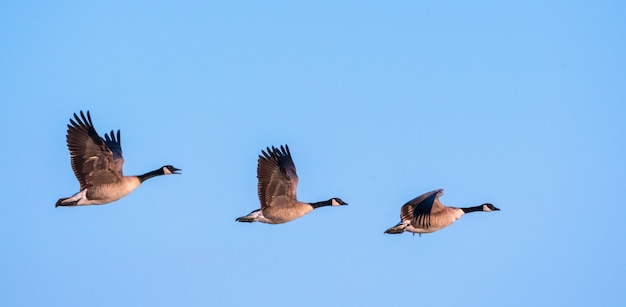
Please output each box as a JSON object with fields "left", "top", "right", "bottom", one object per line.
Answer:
{"left": 236, "top": 145, "right": 348, "bottom": 224}
{"left": 55, "top": 111, "right": 181, "bottom": 207}
{"left": 384, "top": 189, "right": 499, "bottom": 236}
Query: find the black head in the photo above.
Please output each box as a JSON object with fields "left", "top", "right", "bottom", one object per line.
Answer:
{"left": 163, "top": 165, "right": 182, "bottom": 175}
{"left": 483, "top": 203, "right": 500, "bottom": 212}
{"left": 331, "top": 198, "right": 348, "bottom": 206}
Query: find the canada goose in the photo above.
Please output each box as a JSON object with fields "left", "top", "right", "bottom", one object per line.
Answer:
{"left": 236, "top": 145, "right": 348, "bottom": 224}
{"left": 384, "top": 189, "right": 499, "bottom": 236}
{"left": 55, "top": 111, "right": 181, "bottom": 207}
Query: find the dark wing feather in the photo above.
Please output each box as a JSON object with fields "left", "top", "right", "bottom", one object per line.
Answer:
{"left": 66, "top": 111, "right": 123, "bottom": 190}
{"left": 256, "top": 144, "right": 299, "bottom": 209}
{"left": 103, "top": 129, "right": 124, "bottom": 174}
{"left": 399, "top": 202, "right": 415, "bottom": 221}
{"left": 402, "top": 189, "right": 444, "bottom": 229}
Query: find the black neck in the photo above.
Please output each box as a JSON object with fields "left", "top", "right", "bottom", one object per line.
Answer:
{"left": 461, "top": 205, "right": 484, "bottom": 213}
{"left": 137, "top": 168, "right": 165, "bottom": 183}
{"left": 310, "top": 199, "right": 333, "bottom": 209}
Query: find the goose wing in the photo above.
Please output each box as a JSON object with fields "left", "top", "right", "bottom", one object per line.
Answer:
{"left": 257, "top": 145, "right": 299, "bottom": 209}
{"left": 66, "top": 111, "right": 124, "bottom": 190}
{"left": 401, "top": 189, "right": 445, "bottom": 228}
{"left": 103, "top": 129, "right": 124, "bottom": 174}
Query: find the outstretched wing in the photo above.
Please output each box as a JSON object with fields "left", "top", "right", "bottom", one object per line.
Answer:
{"left": 256, "top": 145, "right": 299, "bottom": 209}
{"left": 401, "top": 189, "right": 444, "bottom": 229}
{"left": 66, "top": 111, "right": 124, "bottom": 190}
{"left": 103, "top": 129, "right": 124, "bottom": 175}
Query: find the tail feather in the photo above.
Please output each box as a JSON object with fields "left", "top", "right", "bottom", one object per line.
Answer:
{"left": 384, "top": 222, "right": 406, "bottom": 234}
{"left": 55, "top": 198, "right": 76, "bottom": 207}
{"left": 235, "top": 209, "right": 261, "bottom": 223}
{"left": 235, "top": 216, "right": 255, "bottom": 223}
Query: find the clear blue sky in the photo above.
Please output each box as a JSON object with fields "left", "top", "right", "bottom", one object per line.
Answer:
{"left": 1, "top": 1, "right": 625, "bottom": 306}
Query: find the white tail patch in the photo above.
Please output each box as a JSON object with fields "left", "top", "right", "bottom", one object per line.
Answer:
{"left": 63, "top": 189, "right": 87, "bottom": 205}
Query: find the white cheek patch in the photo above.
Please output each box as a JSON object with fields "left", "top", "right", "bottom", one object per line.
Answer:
{"left": 483, "top": 205, "right": 492, "bottom": 212}
{"left": 331, "top": 199, "right": 339, "bottom": 206}
{"left": 163, "top": 167, "right": 172, "bottom": 175}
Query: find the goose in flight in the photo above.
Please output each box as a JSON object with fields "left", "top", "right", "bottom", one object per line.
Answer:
{"left": 55, "top": 111, "right": 180, "bottom": 207}
{"left": 236, "top": 145, "right": 347, "bottom": 224}
{"left": 384, "top": 189, "right": 499, "bottom": 236}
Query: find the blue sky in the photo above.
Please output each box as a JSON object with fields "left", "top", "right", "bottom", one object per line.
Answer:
{"left": 1, "top": 1, "right": 625, "bottom": 306}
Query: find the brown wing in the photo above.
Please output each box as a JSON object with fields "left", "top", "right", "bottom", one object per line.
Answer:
{"left": 401, "top": 189, "right": 444, "bottom": 228}
{"left": 102, "top": 129, "right": 124, "bottom": 175}
{"left": 257, "top": 145, "right": 299, "bottom": 209}
{"left": 66, "top": 111, "right": 124, "bottom": 190}
{"left": 399, "top": 202, "right": 415, "bottom": 222}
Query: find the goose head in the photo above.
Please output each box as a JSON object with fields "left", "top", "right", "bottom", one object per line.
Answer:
{"left": 331, "top": 198, "right": 348, "bottom": 206}
{"left": 162, "top": 165, "right": 182, "bottom": 175}
{"left": 482, "top": 203, "right": 500, "bottom": 212}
